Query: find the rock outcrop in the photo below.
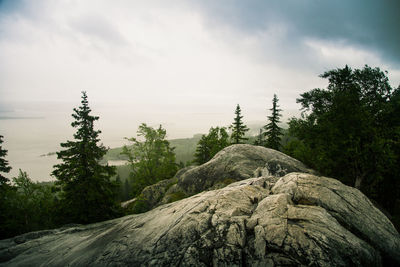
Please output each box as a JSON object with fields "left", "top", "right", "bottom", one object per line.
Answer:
{"left": 1, "top": 145, "right": 399, "bottom": 266}
{"left": 129, "top": 144, "right": 315, "bottom": 211}
{"left": 1, "top": 176, "right": 400, "bottom": 266}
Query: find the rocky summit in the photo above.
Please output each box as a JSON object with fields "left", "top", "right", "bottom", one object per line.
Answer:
{"left": 131, "top": 144, "right": 316, "bottom": 210}
{"left": 1, "top": 145, "right": 399, "bottom": 266}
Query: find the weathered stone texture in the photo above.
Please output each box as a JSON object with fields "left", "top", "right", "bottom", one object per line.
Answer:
{"left": 1, "top": 145, "right": 399, "bottom": 266}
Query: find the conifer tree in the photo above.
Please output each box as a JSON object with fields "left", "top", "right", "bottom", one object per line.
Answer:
{"left": 253, "top": 128, "right": 264, "bottom": 146}
{"left": 115, "top": 175, "right": 124, "bottom": 201}
{"left": 0, "top": 135, "right": 11, "bottom": 186}
{"left": 229, "top": 104, "right": 249, "bottom": 144}
{"left": 264, "top": 94, "right": 283, "bottom": 150}
{"left": 194, "top": 134, "right": 210, "bottom": 165}
{"left": 0, "top": 135, "right": 12, "bottom": 239}
{"left": 124, "top": 179, "right": 131, "bottom": 201}
{"left": 52, "top": 91, "right": 120, "bottom": 224}
{"left": 194, "top": 127, "right": 229, "bottom": 165}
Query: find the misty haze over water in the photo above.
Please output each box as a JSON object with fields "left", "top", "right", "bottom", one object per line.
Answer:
{"left": 0, "top": 101, "right": 299, "bottom": 181}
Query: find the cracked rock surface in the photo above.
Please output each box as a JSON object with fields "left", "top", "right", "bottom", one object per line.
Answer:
{"left": 137, "top": 144, "right": 315, "bottom": 209}
{"left": 1, "top": 172, "right": 399, "bottom": 266}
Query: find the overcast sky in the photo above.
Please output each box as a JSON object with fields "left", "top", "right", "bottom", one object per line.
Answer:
{"left": 1, "top": 0, "right": 399, "bottom": 125}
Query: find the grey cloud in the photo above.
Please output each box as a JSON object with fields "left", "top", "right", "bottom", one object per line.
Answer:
{"left": 0, "top": 0, "right": 50, "bottom": 22}
{"left": 69, "top": 15, "right": 128, "bottom": 46}
{"left": 0, "top": 0, "right": 128, "bottom": 47}
{"left": 189, "top": 0, "right": 400, "bottom": 67}
{"left": 0, "top": 0, "right": 24, "bottom": 15}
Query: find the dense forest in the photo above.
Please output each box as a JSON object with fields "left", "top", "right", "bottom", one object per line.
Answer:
{"left": 0, "top": 65, "right": 399, "bottom": 240}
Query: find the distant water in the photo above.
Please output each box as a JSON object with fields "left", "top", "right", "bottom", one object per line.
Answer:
{"left": 0, "top": 101, "right": 299, "bottom": 182}
{"left": 0, "top": 101, "right": 229, "bottom": 181}
{"left": 0, "top": 102, "right": 133, "bottom": 181}
{"left": 1, "top": 102, "right": 72, "bottom": 181}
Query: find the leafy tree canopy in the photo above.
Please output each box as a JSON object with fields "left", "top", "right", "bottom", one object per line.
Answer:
{"left": 0, "top": 170, "right": 59, "bottom": 239}
{"left": 285, "top": 65, "right": 400, "bottom": 216}
{"left": 122, "top": 123, "right": 178, "bottom": 197}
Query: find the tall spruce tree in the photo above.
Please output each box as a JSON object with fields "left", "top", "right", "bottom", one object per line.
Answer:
{"left": 0, "top": 135, "right": 11, "bottom": 186}
{"left": 229, "top": 104, "right": 249, "bottom": 144}
{"left": 264, "top": 94, "right": 283, "bottom": 150}
{"left": 52, "top": 91, "right": 120, "bottom": 224}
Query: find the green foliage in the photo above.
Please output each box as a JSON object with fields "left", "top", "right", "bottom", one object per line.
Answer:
{"left": 122, "top": 123, "right": 178, "bottom": 197}
{"left": 283, "top": 138, "right": 314, "bottom": 167}
{"left": 128, "top": 196, "right": 150, "bottom": 214}
{"left": 263, "top": 94, "right": 283, "bottom": 150}
{"left": 103, "top": 135, "right": 202, "bottom": 167}
{"left": 169, "top": 135, "right": 202, "bottom": 164}
{"left": 253, "top": 129, "right": 263, "bottom": 146}
{"left": 52, "top": 91, "right": 121, "bottom": 224}
{"left": 194, "top": 127, "right": 230, "bottom": 165}
{"left": 0, "top": 137, "right": 61, "bottom": 239}
{"left": 0, "top": 135, "right": 11, "bottom": 186}
{"left": 123, "top": 178, "right": 131, "bottom": 201}
{"left": 115, "top": 164, "right": 131, "bottom": 180}
{"left": 221, "top": 178, "right": 236, "bottom": 185}
{"left": 115, "top": 175, "right": 125, "bottom": 202}
{"left": 164, "top": 180, "right": 177, "bottom": 192}
{"left": 229, "top": 104, "right": 249, "bottom": 144}
{"left": 0, "top": 170, "right": 59, "bottom": 239}
{"left": 285, "top": 65, "right": 400, "bottom": 228}
{"left": 213, "top": 178, "right": 236, "bottom": 189}
{"left": 114, "top": 174, "right": 132, "bottom": 202}
{"left": 167, "top": 191, "right": 186, "bottom": 203}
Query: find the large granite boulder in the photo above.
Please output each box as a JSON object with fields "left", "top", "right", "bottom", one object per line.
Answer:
{"left": 128, "top": 144, "right": 315, "bottom": 211}
{"left": 1, "top": 173, "right": 399, "bottom": 266}
{"left": 175, "top": 144, "right": 315, "bottom": 195}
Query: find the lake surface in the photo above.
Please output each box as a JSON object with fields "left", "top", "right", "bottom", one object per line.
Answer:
{"left": 0, "top": 101, "right": 298, "bottom": 182}
{"left": 0, "top": 101, "right": 231, "bottom": 181}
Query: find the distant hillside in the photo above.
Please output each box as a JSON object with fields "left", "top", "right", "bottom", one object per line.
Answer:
{"left": 105, "top": 134, "right": 203, "bottom": 181}
{"left": 103, "top": 134, "right": 203, "bottom": 166}
{"left": 107, "top": 129, "right": 290, "bottom": 181}
{"left": 169, "top": 134, "right": 203, "bottom": 164}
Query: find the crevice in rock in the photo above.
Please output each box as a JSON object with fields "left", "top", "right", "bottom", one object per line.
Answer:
{"left": 287, "top": 218, "right": 305, "bottom": 229}
{"left": 329, "top": 188, "right": 359, "bottom": 211}
{"left": 292, "top": 197, "right": 317, "bottom": 206}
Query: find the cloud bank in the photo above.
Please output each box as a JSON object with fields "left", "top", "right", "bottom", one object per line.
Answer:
{"left": 0, "top": 0, "right": 399, "bottom": 119}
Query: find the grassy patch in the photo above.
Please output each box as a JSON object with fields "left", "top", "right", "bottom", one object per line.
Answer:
{"left": 127, "top": 196, "right": 150, "bottom": 214}
{"left": 212, "top": 178, "right": 236, "bottom": 189}
{"left": 167, "top": 191, "right": 187, "bottom": 203}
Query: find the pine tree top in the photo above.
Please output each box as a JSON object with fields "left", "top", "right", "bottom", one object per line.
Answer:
{"left": 229, "top": 104, "right": 249, "bottom": 144}
{"left": 263, "top": 94, "right": 283, "bottom": 150}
